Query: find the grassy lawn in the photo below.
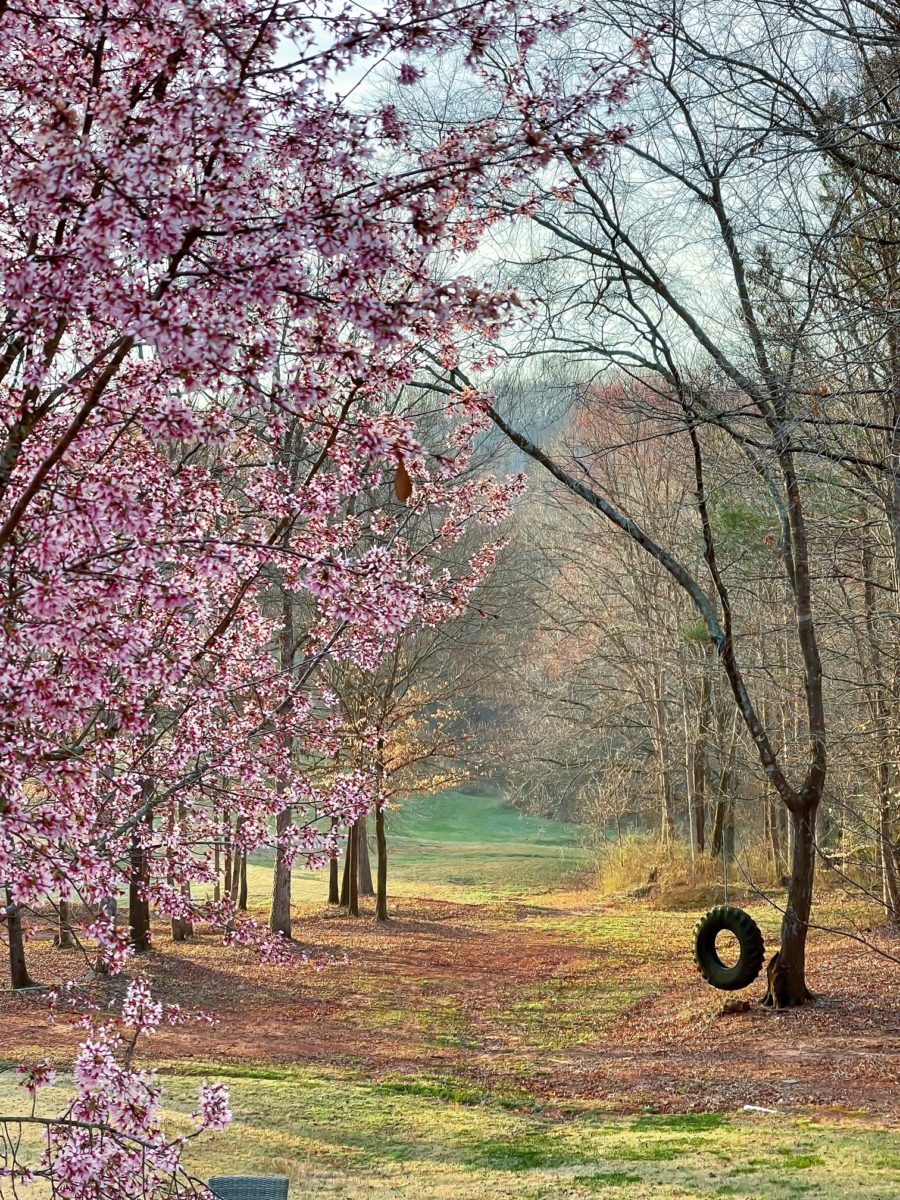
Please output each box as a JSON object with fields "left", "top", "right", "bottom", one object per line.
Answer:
{"left": 1, "top": 788, "right": 897, "bottom": 1198}
{"left": 2, "top": 1067, "right": 896, "bottom": 1199}
{"left": 240, "top": 788, "right": 589, "bottom": 907}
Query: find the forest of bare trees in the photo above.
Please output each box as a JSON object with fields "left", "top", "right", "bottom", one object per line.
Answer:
{"left": 400, "top": 0, "right": 900, "bottom": 1005}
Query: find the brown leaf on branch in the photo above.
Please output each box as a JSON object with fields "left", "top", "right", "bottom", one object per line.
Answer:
{"left": 395, "top": 459, "right": 413, "bottom": 502}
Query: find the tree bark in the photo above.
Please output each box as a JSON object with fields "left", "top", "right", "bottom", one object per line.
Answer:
{"left": 764, "top": 802, "right": 817, "bottom": 1007}
{"left": 653, "top": 671, "right": 676, "bottom": 841}
{"left": 238, "top": 850, "right": 248, "bottom": 911}
{"left": 339, "top": 830, "right": 351, "bottom": 907}
{"left": 223, "top": 818, "right": 233, "bottom": 899}
{"left": 229, "top": 817, "right": 244, "bottom": 904}
{"left": 270, "top": 596, "right": 296, "bottom": 935}
{"left": 5, "top": 888, "right": 35, "bottom": 988}
{"left": 690, "top": 655, "right": 712, "bottom": 855}
{"left": 711, "top": 705, "right": 737, "bottom": 859}
{"left": 879, "top": 782, "right": 900, "bottom": 922}
{"left": 128, "top": 807, "right": 152, "bottom": 954}
{"left": 54, "top": 898, "right": 75, "bottom": 949}
{"left": 862, "top": 533, "right": 900, "bottom": 922}
{"left": 328, "top": 818, "right": 341, "bottom": 904}
{"left": 357, "top": 815, "right": 375, "bottom": 897}
{"left": 375, "top": 801, "right": 389, "bottom": 922}
{"left": 93, "top": 896, "right": 117, "bottom": 976}
{"left": 347, "top": 822, "right": 360, "bottom": 917}
{"left": 170, "top": 800, "right": 194, "bottom": 941}
{"left": 270, "top": 804, "right": 293, "bottom": 937}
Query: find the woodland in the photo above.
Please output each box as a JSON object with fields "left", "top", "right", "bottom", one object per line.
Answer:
{"left": 0, "top": 1, "right": 898, "bottom": 1198}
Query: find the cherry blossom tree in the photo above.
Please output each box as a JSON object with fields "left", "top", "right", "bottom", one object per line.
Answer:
{"left": 0, "top": 0, "right": 640, "bottom": 1193}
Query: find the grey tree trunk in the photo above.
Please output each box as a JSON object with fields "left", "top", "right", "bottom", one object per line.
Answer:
{"left": 375, "top": 802, "right": 389, "bottom": 922}
{"left": 340, "top": 830, "right": 351, "bottom": 907}
{"left": 328, "top": 818, "right": 340, "bottom": 904}
{"left": 6, "top": 888, "right": 35, "bottom": 988}
{"left": 229, "top": 817, "right": 244, "bottom": 904}
{"left": 270, "top": 804, "right": 293, "bottom": 937}
{"left": 93, "top": 896, "right": 117, "bottom": 976}
{"left": 347, "top": 823, "right": 360, "bottom": 917}
{"left": 55, "top": 898, "right": 75, "bottom": 949}
{"left": 357, "top": 815, "right": 375, "bottom": 897}
{"left": 270, "top": 596, "right": 296, "bottom": 936}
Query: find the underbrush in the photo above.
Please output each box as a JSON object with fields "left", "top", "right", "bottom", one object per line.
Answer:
{"left": 592, "top": 836, "right": 783, "bottom": 909}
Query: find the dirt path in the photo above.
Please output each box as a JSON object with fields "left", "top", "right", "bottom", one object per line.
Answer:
{"left": 2, "top": 896, "right": 898, "bottom": 1120}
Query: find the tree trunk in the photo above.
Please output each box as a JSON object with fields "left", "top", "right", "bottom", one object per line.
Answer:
{"left": 171, "top": 911, "right": 193, "bottom": 942}
{"left": 270, "top": 598, "right": 296, "bottom": 935}
{"left": 170, "top": 801, "right": 193, "bottom": 941}
{"left": 129, "top": 808, "right": 152, "bottom": 954}
{"left": 214, "top": 837, "right": 221, "bottom": 904}
{"left": 879, "top": 780, "right": 900, "bottom": 923}
{"left": 238, "top": 851, "right": 248, "bottom": 911}
{"left": 340, "top": 829, "right": 351, "bottom": 907}
{"left": 653, "top": 672, "right": 676, "bottom": 841}
{"left": 5, "top": 888, "right": 35, "bottom": 988}
{"left": 357, "top": 815, "right": 375, "bottom": 897}
{"left": 54, "top": 898, "right": 75, "bottom": 949}
{"left": 223, "top": 818, "right": 233, "bottom": 899}
{"left": 229, "top": 817, "right": 244, "bottom": 904}
{"left": 93, "top": 897, "right": 117, "bottom": 976}
{"left": 711, "top": 706, "right": 737, "bottom": 859}
{"left": 375, "top": 801, "right": 389, "bottom": 922}
{"left": 763, "top": 803, "right": 817, "bottom": 1008}
{"left": 270, "top": 804, "right": 293, "bottom": 937}
{"left": 690, "top": 652, "right": 712, "bottom": 855}
{"left": 328, "top": 818, "right": 341, "bottom": 904}
{"left": 348, "top": 822, "right": 360, "bottom": 917}
{"left": 862, "top": 533, "right": 900, "bottom": 922}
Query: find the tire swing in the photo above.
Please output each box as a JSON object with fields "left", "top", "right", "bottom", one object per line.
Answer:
{"left": 693, "top": 905, "right": 765, "bottom": 991}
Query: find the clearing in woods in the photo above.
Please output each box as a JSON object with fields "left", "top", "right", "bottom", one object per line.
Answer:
{"left": 1, "top": 789, "right": 898, "bottom": 1198}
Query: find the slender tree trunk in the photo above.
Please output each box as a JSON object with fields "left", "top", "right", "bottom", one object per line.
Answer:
{"left": 339, "top": 830, "right": 351, "bottom": 907}
{"left": 270, "top": 597, "right": 296, "bottom": 936}
{"left": 357, "top": 815, "right": 375, "bottom": 897}
{"left": 375, "top": 801, "right": 389, "bottom": 922}
{"left": 653, "top": 672, "right": 675, "bottom": 841}
{"left": 691, "top": 657, "right": 711, "bottom": 855}
{"left": 711, "top": 706, "right": 737, "bottom": 859}
{"left": 129, "top": 807, "right": 152, "bottom": 954}
{"left": 170, "top": 801, "right": 194, "bottom": 942}
{"left": 223, "top": 818, "right": 233, "bottom": 899}
{"left": 5, "top": 888, "right": 35, "bottom": 988}
{"left": 54, "top": 898, "right": 75, "bottom": 949}
{"left": 862, "top": 533, "right": 900, "bottom": 922}
{"left": 270, "top": 804, "right": 293, "bottom": 937}
{"left": 328, "top": 818, "right": 340, "bottom": 904}
{"left": 214, "top": 838, "right": 221, "bottom": 905}
{"left": 879, "top": 776, "right": 900, "bottom": 922}
{"left": 229, "top": 817, "right": 244, "bottom": 904}
{"left": 347, "top": 822, "right": 360, "bottom": 917}
{"left": 238, "top": 851, "right": 248, "bottom": 911}
{"left": 171, "top": 909, "right": 193, "bottom": 941}
{"left": 93, "top": 896, "right": 117, "bottom": 976}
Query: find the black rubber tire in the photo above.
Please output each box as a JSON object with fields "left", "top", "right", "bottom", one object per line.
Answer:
{"left": 693, "top": 905, "right": 765, "bottom": 992}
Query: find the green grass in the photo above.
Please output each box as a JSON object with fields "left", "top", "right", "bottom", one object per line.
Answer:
{"left": 2, "top": 1068, "right": 896, "bottom": 1199}
{"left": 237, "top": 788, "right": 588, "bottom": 907}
